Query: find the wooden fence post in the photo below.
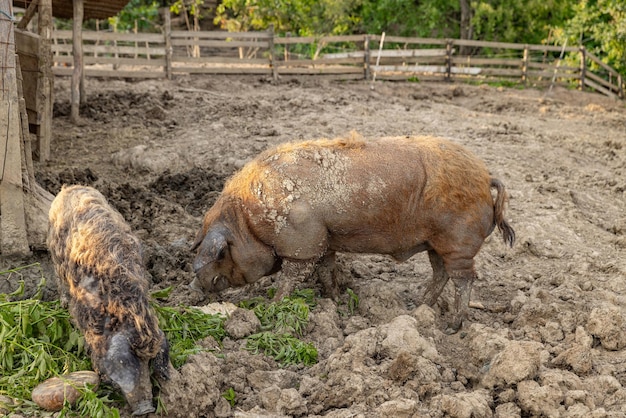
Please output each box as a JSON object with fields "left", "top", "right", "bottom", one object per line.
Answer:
{"left": 521, "top": 45, "right": 528, "bottom": 86}
{"left": 445, "top": 39, "right": 453, "bottom": 81}
{"left": 268, "top": 24, "right": 277, "bottom": 81}
{"left": 0, "top": 0, "right": 31, "bottom": 256}
{"left": 70, "top": 0, "right": 83, "bottom": 123}
{"left": 161, "top": 7, "right": 172, "bottom": 80}
{"left": 37, "top": 0, "right": 52, "bottom": 161}
{"left": 284, "top": 32, "right": 291, "bottom": 61}
{"left": 364, "top": 35, "right": 371, "bottom": 80}
{"left": 578, "top": 46, "right": 586, "bottom": 92}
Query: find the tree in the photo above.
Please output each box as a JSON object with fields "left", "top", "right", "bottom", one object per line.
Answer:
{"left": 470, "top": 0, "right": 574, "bottom": 45}
{"left": 214, "top": 0, "right": 360, "bottom": 35}
{"left": 553, "top": 0, "right": 626, "bottom": 75}
{"left": 356, "top": 0, "right": 460, "bottom": 38}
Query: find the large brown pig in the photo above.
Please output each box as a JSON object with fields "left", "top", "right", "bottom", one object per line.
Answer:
{"left": 47, "top": 185, "right": 170, "bottom": 415}
{"left": 191, "top": 134, "right": 515, "bottom": 332}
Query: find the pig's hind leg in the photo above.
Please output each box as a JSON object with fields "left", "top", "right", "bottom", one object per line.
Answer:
{"left": 445, "top": 259, "right": 477, "bottom": 334}
{"left": 423, "top": 250, "right": 477, "bottom": 334}
{"left": 422, "top": 250, "right": 450, "bottom": 306}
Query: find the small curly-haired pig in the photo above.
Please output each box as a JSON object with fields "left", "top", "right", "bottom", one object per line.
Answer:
{"left": 47, "top": 185, "right": 170, "bottom": 416}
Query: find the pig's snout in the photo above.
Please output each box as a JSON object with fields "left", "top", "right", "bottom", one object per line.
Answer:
{"left": 190, "top": 273, "right": 231, "bottom": 293}
{"left": 103, "top": 333, "right": 155, "bottom": 416}
{"left": 189, "top": 276, "right": 204, "bottom": 293}
{"left": 130, "top": 400, "right": 155, "bottom": 416}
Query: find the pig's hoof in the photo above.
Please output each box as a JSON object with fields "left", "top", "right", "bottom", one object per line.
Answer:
{"left": 132, "top": 401, "right": 155, "bottom": 416}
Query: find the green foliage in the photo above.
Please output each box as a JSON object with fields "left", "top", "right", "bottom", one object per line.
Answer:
{"left": 552, "top": 0, "right": 626, "bottom": 75}
{"left": 222, "top": 387, "right": 237, "bottom": 407}
{"left": 239, "top": 289, "right": 318, "bottom": 366}
{"left": 245, "top": 332, "right": 318, "bottom": 366}
{"left": 215, "top": 0, "right": 360, "bottom": 36}
{"left": 0, "top": 266, "right": 119, "bottom": 417}
{"left": 108, "top": 0, "right": 162, "bottom": 32}
{"left": 346, "top": 288, "right": 359, "bottom": 315}
{"left": 60, "top": 387, "right": 122, "bottom": 418}
{"left": 357, "top": 0, "right": 460, "bottom": 38}
{"left": 471, "top": 0, "right": 574, "bottom": 45}
{"left": 239, "top": 289, "right": 316, "bottom": 336}
{"left": 0, "top": 268, "right": 226, "bottom": 416}
{"left": 151, "top": 287, "right": 227, "bottom": 369}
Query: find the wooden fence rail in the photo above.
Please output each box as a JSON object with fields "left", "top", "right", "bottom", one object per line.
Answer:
{"left": 50, "top": 27, "right": 625, "bottom": 100}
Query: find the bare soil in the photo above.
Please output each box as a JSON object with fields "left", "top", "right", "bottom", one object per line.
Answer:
{"left": 4, "top": 74, "right": 626, "bottom": 417}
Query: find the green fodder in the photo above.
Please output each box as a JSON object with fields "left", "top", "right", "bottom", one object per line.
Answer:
{"left": 0, "top": 269, "right": 227, "bottom": 416}
{"left": 0, "top": 265, "right": 119, "bottom": 416}
{"left": 152, "top": 287, "right": 227, "bottom": 369}
{"left": 239, "top": 288, "right": 319, "bottom": 366}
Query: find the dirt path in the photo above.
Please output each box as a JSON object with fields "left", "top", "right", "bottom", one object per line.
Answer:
{"left": 5, "top": 74, "right": 626, "bottom": 417}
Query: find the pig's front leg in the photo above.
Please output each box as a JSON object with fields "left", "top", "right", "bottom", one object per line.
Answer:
{"left": 273, "top": 257, "right": 318, "bottom": 301}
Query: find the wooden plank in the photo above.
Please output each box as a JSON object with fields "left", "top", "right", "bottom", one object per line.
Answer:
{"left": 586, "top": 51, "right": 621, "bottom": 77}
{"left": 324, "top": 49, "right": 449, "bottom": 59}
{"left": 527, "top": 61, "right": 579, "bottom": 71}
{"left": 526, "top": 70, "right": 579, "bottom": 79}
{"left": 376, "top": 74, "right": 445, "bottom": 81}
{"left": 479, "top": 68, "right": 523, "bottom": 76}
{"left": 83, "top": 57, "right": 166, "bottom": 66}
{"left": 273, "top": 36, "right": 317, "bottom": 45}
{"left": 375, "top": 56, "right": 447, "bottom": 65}
{"left": 171, "top": 39, "right": 269, "bottom": 48}
{"left": 172, "top": 66, "right": 272, "bottom": 75}
{"left": 37, "top": 0, "right": 53, "bottom": 162}
{"left": 171, "top": 30, "right": 271, "bottom": 39}
{"left": 451, "top": 57, "right": 521, "bottom": 66}
{"left": 171, "top": 56, "right": 268, "bottom": 65}
{"left": 0, "top": 0, "right": 30, "bottom": 255}
{"left": 585, "top": 71, "right": 620, "bottom": 92}
{"left": 371, "top": 35, "right": 447, "bottom": 45}
{"left": 15, "top": 29, "right": 40, "bottom": 117}
{"left": 52, "top": 66, "right": 165, "bottom": 78}
{"left": 54, "top": 30, "right": 163, "bottom": 43}
{"left": 584, "top": 78, "right": 620, "bottom": 99}
{"left": 276, "top": 58, "right": 362, "bottom": 67}
{"left": 276, "top": 66, "right": 367, "bottom": 75}
{"left": 372, "top": 64, "right": 448, "bottom": 74}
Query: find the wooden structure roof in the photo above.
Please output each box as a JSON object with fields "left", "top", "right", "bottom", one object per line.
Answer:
{"left": 13, "top": 0, "right": 130, "bottom": 20}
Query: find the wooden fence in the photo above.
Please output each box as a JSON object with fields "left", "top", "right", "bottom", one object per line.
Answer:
{"left": 51, "top": 28, "right": 625, "bottom": 100}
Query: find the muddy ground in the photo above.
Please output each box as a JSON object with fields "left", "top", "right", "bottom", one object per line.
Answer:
{"left": 4, "top": 74, "right": 626, "bottom": 417}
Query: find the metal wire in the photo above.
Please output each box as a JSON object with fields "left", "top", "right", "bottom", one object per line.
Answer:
{"left": 0, "top": 10, "right": 15, "bottom": 21}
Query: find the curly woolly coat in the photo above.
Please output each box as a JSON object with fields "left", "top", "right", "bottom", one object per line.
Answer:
{"left": 47, "top": 185, "right": 167, "bottom": 374}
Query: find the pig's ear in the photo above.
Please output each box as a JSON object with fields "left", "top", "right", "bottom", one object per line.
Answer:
{"left": 209, "top": 231, "right": 228, "bottom": 262}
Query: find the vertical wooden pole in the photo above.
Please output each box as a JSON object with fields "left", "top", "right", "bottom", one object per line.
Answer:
{"left": 0, "top": 0, "right": 30, "bottom": 255}
{"left": 578, "top": 46, "right": 586, "bottom": 92}
{"left": 284, "top": 32, "right": 291, "bottom": 61}
{"left": 268, "top": 24, "right": 277, "bottom": 81}
{"left": 37, "top": 0, "right": 52, "bottom": 161}
{"left": 70, "top": 0, "right": 83, "bottom": 122}
{"left": 521, "top": 45, "right": 528, "bottom": 86}
{"left": 363, "top": 35, "right": 371, "bottom": 81}
{"left": 162, "top": 7, "right": 172, "bottom": 80}
{"left": 445, "top": 39, "right": 453, "bottom": 81}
